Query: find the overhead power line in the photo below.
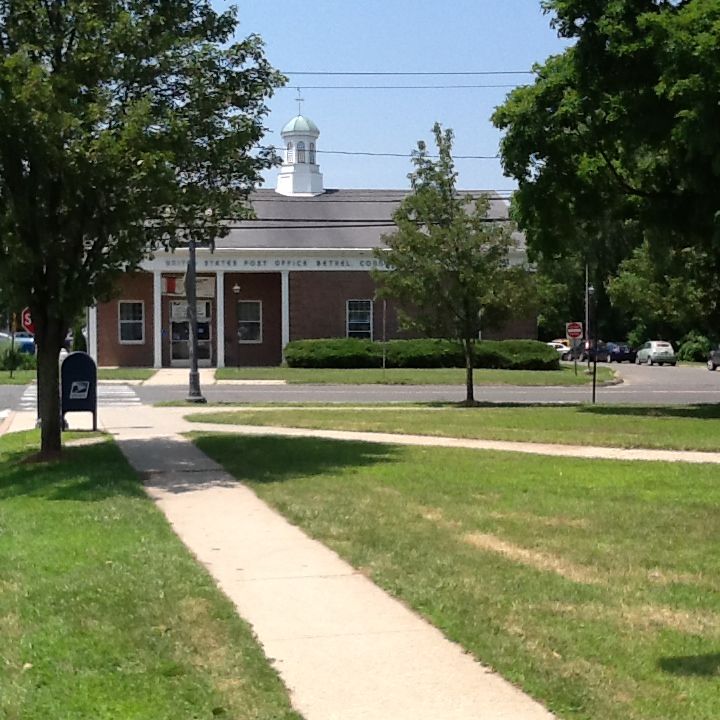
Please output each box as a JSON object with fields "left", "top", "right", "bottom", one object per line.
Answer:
{"left": 283, "top": 70, "right": 534, "bottom": 76}
{"left": 278, "top": 84, "right": 522, "bottom": 90}
{"left": 258, "top": 147, "right": 499, "bottom": 160}
{"left": 316, "top": 149, "right": 499, "bottom": 160}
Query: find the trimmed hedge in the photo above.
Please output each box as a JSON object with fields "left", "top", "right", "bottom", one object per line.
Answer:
{"left": 284, "top": 338, "right": 559, "bottom": 370}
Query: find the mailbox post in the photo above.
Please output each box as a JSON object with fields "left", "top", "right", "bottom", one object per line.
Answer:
{"left": 61, "top": 352, "right": 98, "bottom": 431}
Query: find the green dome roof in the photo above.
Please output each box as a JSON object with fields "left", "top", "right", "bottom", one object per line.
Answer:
{"left": 281, "top": 115, "right": 319, "bottom": 135}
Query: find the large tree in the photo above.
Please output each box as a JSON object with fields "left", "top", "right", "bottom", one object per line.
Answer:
{"left": 375, "top": 123, "right": 533, "bottom": 405}
{"left": 0, "top": 0, "right": 284, "bottom": 457}
{"left": 493, "top": 0, "right": 720, "bottom": 337}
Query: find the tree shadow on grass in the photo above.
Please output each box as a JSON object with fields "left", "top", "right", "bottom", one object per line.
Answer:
{"left": 0, "top": 439, "right": 146, "bottom": 501}
{"left": 659, "top": 653, "right": 720, "bottom": 677}
{"left": 191, "top": 434, "right": 400, "bottom": 488}
{"left": 577, "top": 404, "right": 720, "bottom": 420}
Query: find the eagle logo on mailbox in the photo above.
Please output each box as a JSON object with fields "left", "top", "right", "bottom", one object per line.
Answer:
{"left": 69, "top": 381, "right": 90, "bottom": 400}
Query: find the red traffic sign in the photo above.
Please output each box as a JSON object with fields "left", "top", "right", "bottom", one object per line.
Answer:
{"left": 21, "top": 307, "right": 35, "bottom": 335}
{"left": 565, "top": 321, "right": 583, "bottom": 340}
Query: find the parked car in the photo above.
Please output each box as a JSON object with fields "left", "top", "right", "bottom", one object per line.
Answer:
{"left": 601, "top": 341, "right": 636, "bottom": 363}
{"left": 547, "top": 341, "right": 572, "bottom": 360}
{"left": 0, "top": 330, "right": 35, "bottom": 354}
{"left": 707, "top": 347, "right": 720, "bottom": 371}
{"left": 635, "top": 340, "right": 676, "bottom": 366}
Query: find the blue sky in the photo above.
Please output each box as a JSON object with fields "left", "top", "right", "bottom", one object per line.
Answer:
{"left": 218, "top": 1, "right": 569, "bottom": 191}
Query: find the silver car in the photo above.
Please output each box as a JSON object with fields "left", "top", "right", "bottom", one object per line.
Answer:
{"left": 635, "top": 340, "right": 676, "bottom": 366}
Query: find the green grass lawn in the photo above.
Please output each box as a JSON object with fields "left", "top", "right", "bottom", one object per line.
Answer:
{"left": 0, "top": 368, "right": 154, "bottom": 385}
{"left": 0, "top": 432, "right": 300, "bottom": 720}
{"left": 215, "top": 365, "right": 615, "bottom": 386}
{"left": 185, "top": 403, "right": 720, "bottom": 452}
{"left": 0, "top": 370, "right": 35, "bottom": 385}
{"left": 193, "top": 433, "right": 720, "bottom": 720}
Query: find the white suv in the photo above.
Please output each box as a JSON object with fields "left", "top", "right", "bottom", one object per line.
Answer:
{"left": 635, "top": 340, "right": 676, "bottom": 366}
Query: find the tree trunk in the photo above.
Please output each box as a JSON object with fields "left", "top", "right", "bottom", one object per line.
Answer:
{"left": 36, "top": 316, "right": 65, "bottom": 459}
{"left": 463, "top": 337, "right": 475, "bottom": 406}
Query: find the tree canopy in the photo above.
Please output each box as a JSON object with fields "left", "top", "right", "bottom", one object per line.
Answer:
{"left": 0, "top": 0, "right": 284, "bottom": 456}
{"left": 493, "top": 0, "right": 720, "bottom": 340}
{"left": 375, "top": 123, "right": 532, "bottom": 404}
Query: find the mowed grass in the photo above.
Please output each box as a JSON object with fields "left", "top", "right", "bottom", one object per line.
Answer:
{"left": 0, "top": 370, "right": 35, "bottom": 385}
{"left": 193, "top": 433, "right": 720, "bottom": 720}
{"left": 185, "top": 403, "right": 720, "bottom": 452}
{"left": 0, "top": 432, "right": 300, "bottom": 720}
{"left": 0, "top": 368, "right": 153, "bottom": 385}
{"left": 215, "top": 365, "right": 614, "bottom": 386}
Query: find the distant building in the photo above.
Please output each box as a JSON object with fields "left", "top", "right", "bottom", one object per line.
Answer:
{"left": 90, "top": 113, "right": 533, "bottom": 368}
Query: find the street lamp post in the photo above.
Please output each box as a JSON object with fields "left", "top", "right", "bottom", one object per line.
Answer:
{"left": 589, "top": 284, "right": 598, "bottom": 404}
{"left": 185, "top": 233, "right": 206, "bottom": 404}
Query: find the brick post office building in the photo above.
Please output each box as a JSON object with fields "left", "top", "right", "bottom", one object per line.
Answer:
{"left": 89, "top": 113, "right": 534, "bottom": 368}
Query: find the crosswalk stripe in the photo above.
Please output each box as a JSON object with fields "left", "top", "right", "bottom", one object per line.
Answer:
{"left": 17, "top": 384, "right": 141, "bottom": 411}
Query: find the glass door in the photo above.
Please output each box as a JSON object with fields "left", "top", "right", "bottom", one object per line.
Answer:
{"left": 170, "top": 301, "right": 212, "bottom": 366}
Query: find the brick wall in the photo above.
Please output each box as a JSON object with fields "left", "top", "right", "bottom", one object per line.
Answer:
{"left": 289, "top": 271, "right": 404, "bottom": 341}
{"left": 97, "top": 272, "right": 154, "bottom": 367}
{"left": 223, "top": 273, "right": 282, "bottom": 366}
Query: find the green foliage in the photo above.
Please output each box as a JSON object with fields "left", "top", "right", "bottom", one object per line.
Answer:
{"left": 284, "top": 338, "right": 558, "bottom": 371}
{"left": 0, "top": 0, "right": 284, "bottom": 453}
{"left": 607, "top": 240, "right": 713, "bottom": 342}
{"left": 284, "top": 339, "right": 383, "bottom": 369}
{"left": 676, "top": 331, "right": 712, "bottom": 362}
{"left": 494, "top": 0, "right": 720, "bottom": 345}
{"left": 373, "top": 123, "right": 535, "bottom": 402}
{"left": 71, "top": 325, "right": 87, "bottom": 353}
{"left": 0, "top": 346, "right": 36, "bottom": 371}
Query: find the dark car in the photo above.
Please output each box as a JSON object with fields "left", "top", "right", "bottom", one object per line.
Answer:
{"left": 708, "top": 347, "right": 720, "bottom": 371}
{"left": 580, "top": 341, "right": 636, "bottom": 363}
{"left": 602, "top": 341, "right": 636, "bottom": 363}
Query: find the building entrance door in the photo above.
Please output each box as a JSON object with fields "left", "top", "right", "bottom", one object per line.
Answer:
{"left": 170, "top": 300, "right": 212, "bottom": 366}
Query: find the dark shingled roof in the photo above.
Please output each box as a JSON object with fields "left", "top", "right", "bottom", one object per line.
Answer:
{"left": 214, "top": 188, "right": 520, "bottom": 251}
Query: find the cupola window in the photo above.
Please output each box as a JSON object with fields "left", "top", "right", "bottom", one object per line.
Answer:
{"left": 309, "top": 142, "right": 316, "bottom": 164}
{"left": 297, "top": 141, "right": 306, "bottom": 163}
{"left": 286, "top": 142, "right": 294, "bottom": 163}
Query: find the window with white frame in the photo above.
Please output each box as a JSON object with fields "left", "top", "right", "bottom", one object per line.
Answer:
{"left": 237, "top": 300, "right": 262, "bottom": 343}
{"left": 286, "top": 141, "right": 294, "bottom": 163}
{"left": 309, "top": 142, "right": 316, "bottom": 164}
{"left": 118, "top": 301, "right": 144, "bottom": 343}
{"left": 297, "top": 141, "right": 306, "bottom": 163}
{"left": 346, "top": 299, "right": 373, "bottom": 339}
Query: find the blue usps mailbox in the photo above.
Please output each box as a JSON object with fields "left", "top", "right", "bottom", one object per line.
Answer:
{"left": 61, "top": 352, "right": 97, "bottom": 431}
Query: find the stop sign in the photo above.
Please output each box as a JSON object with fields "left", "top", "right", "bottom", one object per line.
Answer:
{"left": 566, "top": 321, "right": 583, "bottom": 340}
{"left": 21, "top": 307, "right": 35, "bottom": 335}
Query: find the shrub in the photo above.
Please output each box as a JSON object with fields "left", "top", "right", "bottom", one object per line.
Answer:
{"left": 384, "top": 339, "right": 465, "bottom": 368}
{"left": 677, "top": 332, "right": 712, "bottom": 362}
{"left": 284, "top": 338, "right": 383, "bottom": 368}
{"left": 0, "top": 347, "right": 37, "bottom": 371}
{"left": 283, "top": 338, "right": 559, "bottom": 370}
{"left": 71, "top": 326, "right": 87, "bottom": 352}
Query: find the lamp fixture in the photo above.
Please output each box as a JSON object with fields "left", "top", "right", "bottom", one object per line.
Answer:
{"left": 232, "top": 283, "right": 241, "bottom": 294}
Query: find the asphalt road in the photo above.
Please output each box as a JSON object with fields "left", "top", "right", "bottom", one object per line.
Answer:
{"left": 2, "top": 363, "right": 720, "bottom": 413}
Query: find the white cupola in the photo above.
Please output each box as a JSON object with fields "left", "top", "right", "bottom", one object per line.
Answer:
{"left": 276, "top": 113, "right": 324, "bottom": 196}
